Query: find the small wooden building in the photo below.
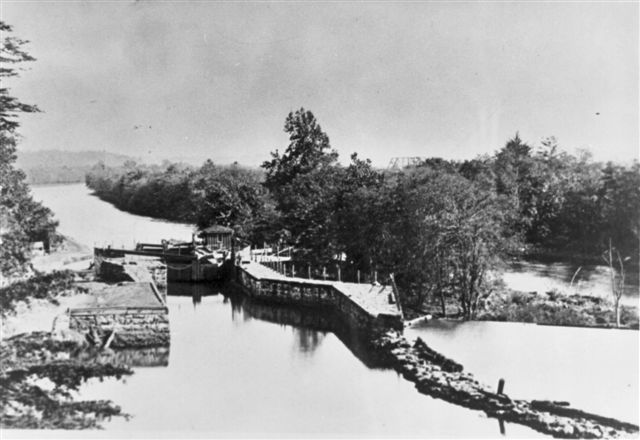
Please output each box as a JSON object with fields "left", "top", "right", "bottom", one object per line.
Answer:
{"left": 198, "top": 225, "right": 233, "bottom": 250}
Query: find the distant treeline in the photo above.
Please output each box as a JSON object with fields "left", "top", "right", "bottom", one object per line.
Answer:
{"left": 85, "top": 108, "right": 639, "bottom": 318}
{"left": 23, "top": 166, "right": 88, "bottom": 185}
{"left": 85, "top": 160, "right": 269, "bottom": 236}
{"left": 17, "top": 150, "right": 137, "bottom": 185}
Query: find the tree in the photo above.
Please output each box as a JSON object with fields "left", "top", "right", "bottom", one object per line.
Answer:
{"left": 332, "top": 153, "right": 387, "bottom": 276}
{"left": 0, "top": 22, "right": 39, "bottom": 132}
{"left": 262, "top": 109, "right": 341, "bottom": 261}
{"left": 263, "top": 108, "right": 338, "bottom": 193}
{"left": 191, "top": 160, "right": 268, "bottom": 238}
{"left": 386, "top": 169, "right": 516, "bottom": 319}
{"left": 602, "top": 239, "right": 628, "bottom": 328}
{"left": 493, "top": 133, "right": 536, "bottom": 240}
{"left": 1, "top": 22, "right": 57, "bottom": 280}
{"left": 599, "top": 161, "right": 640, "bottom": 258}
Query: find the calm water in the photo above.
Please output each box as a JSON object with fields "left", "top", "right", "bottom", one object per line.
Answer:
{"left": 503, "top": 261, "right": 639, "bottom": 306}
{"left": 406, "top": 320, "right": 639, "bottom": 425}
{"left": 29, "top": 183, "right": 638, "bottom": 435}
{"left": 31, "top": 183, "right": 195, "bottom": 248}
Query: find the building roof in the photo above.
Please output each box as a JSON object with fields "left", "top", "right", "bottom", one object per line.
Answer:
{"left": 199, "top": 224, "right": 234, "bottom": 234}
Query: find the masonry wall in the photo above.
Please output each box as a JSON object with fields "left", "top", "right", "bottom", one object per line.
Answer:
{"left": 69, "top": 307, "right": 170, "bottom": 348}
{"left": 235, "top": 266, "right": 400, "bottom": 330}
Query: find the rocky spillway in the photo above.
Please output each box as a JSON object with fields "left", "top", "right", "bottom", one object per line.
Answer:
{"left": 372, "top": 330, "right": 639, "bottom": 438}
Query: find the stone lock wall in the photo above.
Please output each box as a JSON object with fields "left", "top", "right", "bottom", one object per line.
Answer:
{"left": 69, "top": 307, "right": 170, "bottom": 348}
{"left": 236, "top": 266, "right": 395, "bottom": 330}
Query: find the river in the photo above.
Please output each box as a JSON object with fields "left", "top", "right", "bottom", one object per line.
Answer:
{"left": 31, "top": 183, "right": 638, "bottom": 435}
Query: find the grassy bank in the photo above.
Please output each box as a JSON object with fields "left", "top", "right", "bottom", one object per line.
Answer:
{"left": 412, "top": 286, "right": 638, "bottom": 329}
{"left": 478, "top": 289, "right": 639, "bottom": 329}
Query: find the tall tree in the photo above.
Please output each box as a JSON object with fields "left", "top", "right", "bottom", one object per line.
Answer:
{"left": 262, "top": 109, "right": 341, "bottom": 261}
{"left": 263, "top": 108, "right": 338, "bottom": 193}
{"left": 332, "top": 153, "right": 387, "bottom": 276}
{"left": 493, "top": 133, "right": 536, "bottom": 239}
{"left": 1, "top": 22, "right": 57, "bottom": 279}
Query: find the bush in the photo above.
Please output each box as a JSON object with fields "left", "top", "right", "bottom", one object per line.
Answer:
{"left": 0, "top": 270, "right": 76, "bottom": 316}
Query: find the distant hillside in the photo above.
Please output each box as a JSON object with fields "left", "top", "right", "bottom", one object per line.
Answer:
{"left": 17, "top": 150, "right": 139, "bottom": 185}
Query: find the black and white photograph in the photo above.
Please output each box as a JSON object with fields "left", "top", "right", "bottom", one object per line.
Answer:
{"left": 1, "top": 1, "right": 638, "bottom": 438}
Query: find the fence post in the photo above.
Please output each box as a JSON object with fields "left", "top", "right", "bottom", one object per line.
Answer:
{"left": 292, "top": 264, "right": 296, "bottom": 278}
{"left": 322, "top": 266, "right": 327, "bottom": 281}
{"left": 497, "top": 378, "right": 505, "bottom": 395}
{"left": 308, "top": 265, "right": 311, "bottom": 279}
{"left": 337, "top": 264, "right": 341, "bottom": 282}
{"left": 357, "top": 270, "right": 360, "bottom": 283}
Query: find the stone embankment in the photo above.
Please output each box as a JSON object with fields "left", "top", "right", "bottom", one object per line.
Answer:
{"left": 66, "top": 253, "right": 170, "bottom": 349}
{"left": 235, "top": 261, "right": 403, "bottom": 330}
{"left": 372, "top": 330, "right": 639, "bottom": 439}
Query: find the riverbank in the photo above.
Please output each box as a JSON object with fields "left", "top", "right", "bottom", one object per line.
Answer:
{"left": 479, "top": 289, "right": 639, "bottom": 329}
{"left": 412, "top": 284, "right": 639, "bottom": 329}
{"left": 30, "top": 235, "right": 92, "bottom": 274}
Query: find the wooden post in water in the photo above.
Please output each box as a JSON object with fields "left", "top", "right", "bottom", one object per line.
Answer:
{"left": 497, "top": 378, "right": 505, "bottom": 395}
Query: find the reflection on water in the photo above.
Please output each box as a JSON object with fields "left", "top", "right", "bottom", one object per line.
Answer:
{"left": 33, "top": 183, "right": 547, "bottom": 436}
{"left": 74, "top": 347, "right": 170, "bottom": 367}
{"left": 168, "top": 282, "right": 387, "bottom": 368}
{"left": 166, "top": 282, "right": 217, "bottom": 306}
{"left": 406, "top": 319, "right": 639, "bottom": 424}
{"left": 79, "top": 285, "right": 543, "bottom": 437}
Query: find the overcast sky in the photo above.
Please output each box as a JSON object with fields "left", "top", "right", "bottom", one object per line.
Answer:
{"left": 2, "top": 1, "right": 638, "bottom": 167}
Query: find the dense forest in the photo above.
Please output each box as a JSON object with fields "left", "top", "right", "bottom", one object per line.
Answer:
{"left": 86, "top": 108, "right": 639, "bottom": 318}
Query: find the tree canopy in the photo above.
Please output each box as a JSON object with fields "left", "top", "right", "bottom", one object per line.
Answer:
{"left": 85, "top": 107, "right": 640, "bottom": 320}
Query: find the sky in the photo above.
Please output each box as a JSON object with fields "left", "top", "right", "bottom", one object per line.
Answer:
{"left": 2, "top": 1, "right": 638, "bottom": 167}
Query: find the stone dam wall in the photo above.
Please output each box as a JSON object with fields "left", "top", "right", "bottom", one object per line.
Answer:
{"left": 234, "top": 262, "right": 403, "bottom": 331}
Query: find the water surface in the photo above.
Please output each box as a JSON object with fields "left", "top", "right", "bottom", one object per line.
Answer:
{"left": 34, "top": 183, "right": 541, "bottom": 437}
{"left": 80, "top": 289, "right": 541, "bottom": 437}
{"left": 31, "top": 183, "right": 638, "bottom": 436}
{"left": 406, "top": 320, "right": 639, "bottom": 424}
{"left": 31, "top": 183, "right": 194, "bottom": 248}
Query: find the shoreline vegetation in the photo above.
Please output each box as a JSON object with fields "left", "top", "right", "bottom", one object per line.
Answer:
{"left": 83, "top": 109, "right": 639, "bottom": 330}
{"left": 1, "top": 20, "right": 638, "bottom": 433}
